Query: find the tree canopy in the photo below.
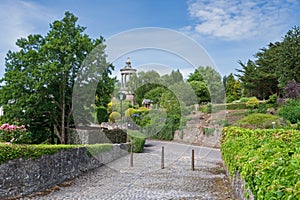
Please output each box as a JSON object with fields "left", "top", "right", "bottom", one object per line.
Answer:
{"left": 236, "top": 26, "right": 300, "bottom": 99}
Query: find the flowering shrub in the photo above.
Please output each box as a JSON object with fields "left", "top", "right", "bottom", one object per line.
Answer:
{"left": 0, "top": 124, "right": 31, "bottom": 144}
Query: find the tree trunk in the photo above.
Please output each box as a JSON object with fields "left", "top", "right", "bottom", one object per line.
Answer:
{"left": 61, "top": 84, "right": 66, "bottom": 144}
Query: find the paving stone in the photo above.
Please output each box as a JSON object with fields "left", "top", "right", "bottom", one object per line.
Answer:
{"left": 22, "top": 140, "right": 236, "bottom": 200}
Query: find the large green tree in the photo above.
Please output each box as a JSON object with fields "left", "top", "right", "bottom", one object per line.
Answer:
{"left": 236, "top": 26, "right": 300, "bottom": 98}
{"left": 194, "top": 66, "right": 225, "bottom": 103}
{"left": 0, "top": 12, "right": 114, "bottom": 143}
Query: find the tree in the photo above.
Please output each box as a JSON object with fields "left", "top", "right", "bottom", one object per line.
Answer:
{"left": 0, "top": 12, "right": 114, "bottom": 143}
{"left": 224, "top": 73, "right": 241, "bottom": 102}
{"left": 196, "top": 66, "right": 225, "bottom": 103}
{"left": 284, "top": 80, "right": 300, "bottom": 99}
{"left": 236, "top": 26, "right": 300, "bottom": 98}
{"left": 188, "top": 81, "right": 210, "bottom": 104}
{"left": 187, "top": 69, "right": 204, "bottom": 82}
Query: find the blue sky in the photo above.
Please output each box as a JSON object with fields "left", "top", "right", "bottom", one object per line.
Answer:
{"left": 0, "top": 0, "right": 299, "bottom": 79}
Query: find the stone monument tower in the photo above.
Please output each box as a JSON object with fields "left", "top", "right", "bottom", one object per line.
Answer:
{"left": 120, "top": 57, "right": 137, "bottom": 104}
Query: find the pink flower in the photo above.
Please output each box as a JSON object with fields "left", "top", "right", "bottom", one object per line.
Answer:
{"left": 0, "top": 124, "right": 9, "bottom": 130}
{"left": 9, "top": 125, "right": 17, "bottom": 130}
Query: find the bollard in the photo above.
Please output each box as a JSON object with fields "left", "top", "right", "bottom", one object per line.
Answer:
{"left": 130, "top": 141, "right": 133, "bottom": 167}
{"left": 161, "top": 146, "right": 164, "bottom": 169}
{"left": 192, "top": 149, "right": 195, "bottom": 171}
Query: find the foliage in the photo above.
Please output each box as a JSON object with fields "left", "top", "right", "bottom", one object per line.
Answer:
{"left": 239, "top": 97, "right": 250, "bottom": 102}
{"left": 235, "top": 113, "right": 284, "bottom": 129}
{"left": 278, "top": 99, "right": 300, "bottom": 124}
{"left": 225, "top": 73, "right": 241, "bottom": 102}
{"left": 221, "top": 127, "right": 300, "bottom": 199}
{"left": 109, "top": 112, "right": 121, "bottom": 123}
{"left": 266, "top": 94, "right": 278, "bottom": 108}
{"left": 103, "top": 129, "right": 127, "bottom": 143}
{"left": 188, "top": 81, "right": 211, "bottom": 104}
{"left": 0, "top": 124, "right": 31, "bottom": 144}
{"left": 0, "top": 143, "right": 113, "bottom": 164}
{"left": 196, "top": 66, "right": 225, "bottom": 103}
{"left": 187, "top": 68, "right": 204, "bottom": 82}
{"left": 246, "top": 97, "right": 260, "bottom": 110}
{"left": 284, "top": 80, "right": 300, "bottom": 99}
{"left": 236, "top": 26, "right": 300, "bottom": 98}
{"left": 127, "top": 130, "right": 146, "bottom": 153}
{"left": 96, "top": 106, "right": 109, "bottom": 124}
{"left": 0, "top": 12, "right": 114, "bottom": 144}
{"left": 131, "top": 107, "right": 150, "bottom": 127}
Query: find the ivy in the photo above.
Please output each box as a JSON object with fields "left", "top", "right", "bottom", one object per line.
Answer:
{"left": 221, "top": 127, "right": 300, "bottom": 199}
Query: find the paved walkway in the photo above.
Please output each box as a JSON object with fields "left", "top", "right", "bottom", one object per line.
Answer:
{"left": 24, "top": 140, "right": 236, "bottom": 200}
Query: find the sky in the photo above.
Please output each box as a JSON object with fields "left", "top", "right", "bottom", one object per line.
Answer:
{"left": 0, "top": 0, "right": 299, "bottom": 80}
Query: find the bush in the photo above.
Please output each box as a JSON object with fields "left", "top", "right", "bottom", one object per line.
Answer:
{"left": 246, "top": 97, "right": 259, "bottom": 110}
{"left": 226, "top": 95, "right": 235, "bottom": 103}
{"left": 109, "top": 112, "right": 121, "bottom": 123}
{"left": 127, "top": 130, "right": 146, "bottom": 153}
{"left": 103, "top": 129, "right": 127, "bottom": 143}
{"left": 278, "top": 99, "right": 300, "bottom": 124}
{"left": 235, "top": 113, "right": 285, "bottom": 129}
{"left": 239, "top": 97, "right": 250, "bottom": 102}
{"left": 266, "top": 94, "right": 278, "bottom": 108}
{"left": 0, "top": 124, "right": 32, "bottom": 144}
{"left": 221, "top": 127, "right": 300, "bottom": 199}
{"left": 96, "top": 106, "right": 109, "bottom": 123}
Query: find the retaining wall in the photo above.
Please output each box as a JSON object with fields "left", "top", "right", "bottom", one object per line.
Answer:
{"left": 0, "top": 143, "right": 129, "bottom": 199}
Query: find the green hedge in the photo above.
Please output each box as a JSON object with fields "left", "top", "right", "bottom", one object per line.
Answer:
{"left": 221, "top": 127, "right": 300, "bottom": 199}
{"left": 127, "top": 130, "right": 146, "bottom": 153}
{"left": 104, "top": 129, "right": 127, "bottom": 143}
{"left": 235, "top": 113, "right": 285, "bottom": 129}
{"left": 0, "top": 143, "right": 113, "bottom": 164}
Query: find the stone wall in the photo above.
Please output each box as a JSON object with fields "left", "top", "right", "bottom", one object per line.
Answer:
{"left": 0, "top": 143, "right": 129, "bottom": 199}
{"left": 224, "top": 168, "right": 255, "bottom": 200}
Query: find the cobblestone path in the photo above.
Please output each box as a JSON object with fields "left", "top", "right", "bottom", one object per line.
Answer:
{"left": 24, "top": 140, "right": 236, "bottom": 200}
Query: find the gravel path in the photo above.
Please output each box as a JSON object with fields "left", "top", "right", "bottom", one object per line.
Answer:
{"left": 23, "top": 140, "right": 236, "bottom": 200}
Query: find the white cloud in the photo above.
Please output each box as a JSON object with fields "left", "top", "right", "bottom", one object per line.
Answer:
{"left": 187, "top": 0, "right": 298, "bottom": 40}
{"left": 0, "top": 0, "right": 58, "bottom": 77}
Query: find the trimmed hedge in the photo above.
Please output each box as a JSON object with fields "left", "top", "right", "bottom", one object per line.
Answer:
{"left": 103, "top": 128, "right": 127, "bottom": 143}
{"left": 0, "top": 143, "right": 113, "bottom": 164}
{"left": 221, "top": 127, "right": 300, "bottom": 199}
{"left": 127, "top": 130, "right": 146, "bottom": 153}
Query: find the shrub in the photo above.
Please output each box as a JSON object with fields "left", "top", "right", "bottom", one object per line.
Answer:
{"left": 0, "top": 124, "right": 31, "bottom": 144}
{"left": 109, "top": 112, "right": 121, "bottom": 123}
{"left": 239, "top": 97, "right": 250, "bottom": 102}
{"left": 246, "top": 97, "right": 259, "bottom": 110}
{"left": 226, "top": 95, "right": 235, "bottom": 103}
{"left": 127, "top": 130, "right": 146, "bottom": 153}
{"left": 103, "top": 129, "right": 127, "bottom": 143}
{"left": 96, "top": 106, "right": 109, "bottom": 123}
{"left": 221, "top": 127, "right": 300, "bottom": 199}
{"left": 235, "top": 113, "right": 284, "bottom": 129}
{"left": 278, "top": 99, "right": 300, "bottom": 124}
{"left": 256, "top": 102, "right": 267, "bottom": 113}
{"left": 266, "top": 94, "right": 278, "bottom": 108}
